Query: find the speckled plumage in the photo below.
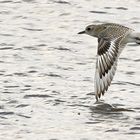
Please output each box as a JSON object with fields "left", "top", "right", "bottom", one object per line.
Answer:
{"left": 78, "top": 23, "right": 140, "bottom": 101}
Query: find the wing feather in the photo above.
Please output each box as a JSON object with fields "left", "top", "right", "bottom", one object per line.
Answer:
{"left": 95, "top": 37, "right": 125, "bottom": 100}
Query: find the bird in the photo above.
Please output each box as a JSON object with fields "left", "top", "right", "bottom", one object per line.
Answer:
{"left": 78, "top": 23, "right": 140, "bottom": 101}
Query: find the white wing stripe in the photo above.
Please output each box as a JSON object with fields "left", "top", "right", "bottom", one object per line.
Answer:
{"left": 95, "top": 38, "right": 121, "bottom": 100}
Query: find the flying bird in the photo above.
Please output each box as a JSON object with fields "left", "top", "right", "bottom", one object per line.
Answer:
{"left": 78, "top": 23, "right": 140, "bottom": 101}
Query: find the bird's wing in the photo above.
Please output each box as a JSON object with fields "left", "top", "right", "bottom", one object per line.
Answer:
{"left": 95, "top": 36, "right": 126, "bottom": 101}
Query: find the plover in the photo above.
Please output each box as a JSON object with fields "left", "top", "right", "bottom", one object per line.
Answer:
{"left": 78, "top": 23, "right": 140, "bottom": 101}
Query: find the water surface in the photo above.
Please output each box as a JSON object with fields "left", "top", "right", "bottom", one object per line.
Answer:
{"left": 0, "top": 0, "right": 140, "bottom": 140}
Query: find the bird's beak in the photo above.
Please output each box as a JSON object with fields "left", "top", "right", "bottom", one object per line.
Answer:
{"left": 78, "top": 31, "right": 85, "bottom": 34}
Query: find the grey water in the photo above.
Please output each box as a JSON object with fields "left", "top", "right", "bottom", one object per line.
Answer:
{"left": 0, "top": 0, "right": 140, "bottom": 140}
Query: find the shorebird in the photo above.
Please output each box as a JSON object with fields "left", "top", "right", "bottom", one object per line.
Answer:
{"left": 78, "top": 23, "right": 140, "bottom": 101}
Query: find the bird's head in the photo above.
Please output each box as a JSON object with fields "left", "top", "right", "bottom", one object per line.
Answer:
{"left": 78, "top": 24, "right": 107, "bottom": 37}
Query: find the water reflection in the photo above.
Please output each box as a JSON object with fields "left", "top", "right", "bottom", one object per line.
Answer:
{"left": 90, "top": 101, "right": 134, "bottom": 115}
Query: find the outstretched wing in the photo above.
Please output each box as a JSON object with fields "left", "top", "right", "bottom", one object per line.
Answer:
{"left": 95, "top": 37, "right": 125, "bottom": 101}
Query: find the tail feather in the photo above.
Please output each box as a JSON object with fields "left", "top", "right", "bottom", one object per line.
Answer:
{"left": 134, "top": 37, "right": 140, "bottom": 44}
{"left": 130, "top": 32, "right": 140, "bottom": 44}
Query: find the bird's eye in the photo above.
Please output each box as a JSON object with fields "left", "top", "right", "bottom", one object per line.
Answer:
{"left": 86, "top": 27, "right": 91, "bottom": 31}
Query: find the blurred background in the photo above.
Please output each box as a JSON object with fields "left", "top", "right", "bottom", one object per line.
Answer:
{"left": 0, "top": 0, "right": 140, "bottom": 139}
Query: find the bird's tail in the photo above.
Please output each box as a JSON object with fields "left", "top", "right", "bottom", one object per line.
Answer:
{"left": 130, "top": 32, "right": 140, "bottom": 45}
{"left": 135, "top": 37, "right": 140, "bottom": 45}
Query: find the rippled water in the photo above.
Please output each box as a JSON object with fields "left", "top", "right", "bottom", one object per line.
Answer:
{"left": 0, "top": 0, "right": 140, "bottom": 139}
